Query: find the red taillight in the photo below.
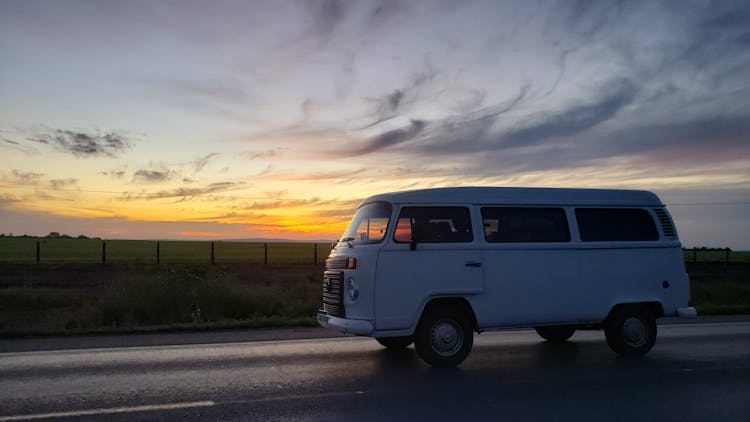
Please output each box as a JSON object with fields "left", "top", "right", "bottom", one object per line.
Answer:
{"left": 346, "top": 258, "right": 357, "bottom": 269}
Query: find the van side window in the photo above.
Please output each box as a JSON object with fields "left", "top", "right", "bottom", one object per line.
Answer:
{"left": 393, "top": 207, "right": 473, "bottom": 243}
{"left": 481, "top": 207, "right": 570, "bottom": 243}
{"left": 575, "top": 208, "right": 658, "bottom": 241}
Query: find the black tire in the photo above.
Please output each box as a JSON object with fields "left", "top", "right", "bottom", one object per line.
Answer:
{"left": 375, "top": 336, "right": 413, "bottom": 349}
{"left": 605, "top": 305, "right": 657, "bottom": 357}
{"left": 414, "top": 307, "right": 473, "bottom": 367}
{"left": 535, "top": 325, "right": 576, "bottom": 342}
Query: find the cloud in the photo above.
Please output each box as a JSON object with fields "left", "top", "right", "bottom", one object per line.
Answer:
{"left": 10, "top": 170, "right": 45, "bottom": 183}
{"left": 1, "top": 138, "right": 38, "bottom": 154}
{"left": 245, "top": 148, "right": 285, "bottom": 160}
{"left": 193, "top": 152, "right": 220, "bottom": 172}
{"left": 117, "top": 182, "right": 245, "bottom": 201}
{"left": 49, "top": 178, "right": 78, "bottom": 189}
{"left": 362, "top": 59, "right": 437, "bottom": 128}
{"left": 345, "top": 119, "right": 425, "bottom": 156}
{"left": 28, "top": 128, "right": 131, "bottom": 157}
{"left": 144, "top": 182, "right": 242, "bottom": 199}
{"left": 99, "top": 170, "right": 126, "bottom": 179}
{"left": 500, "top": 79, "right": 636, "bottom": 147}
{"left": 133, "top": 170, "right": 173, "bottom": 183}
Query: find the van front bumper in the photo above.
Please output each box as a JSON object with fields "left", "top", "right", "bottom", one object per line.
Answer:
{"left": 317, "top": 311, "right": 374, "bottom": 335}
{"left": 677, "top": 306, "right": 698, "bottom": 318}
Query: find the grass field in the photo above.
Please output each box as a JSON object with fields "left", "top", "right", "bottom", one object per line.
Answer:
{"left": 0, "top": 261, "right": 747, "bottom": 337}
{"left": 0, "top": 263, "right": 322, "bottom": 336}
{"left": 0, "top": 238, "right": 333, "bottom": 264}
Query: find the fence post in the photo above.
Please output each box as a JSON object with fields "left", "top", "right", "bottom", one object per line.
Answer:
{"left": 211, "top": 242, "right": 215, "bottom": 265}
{"left": 264, "top": 243, "right": 268, "bottom": 265}
{"left": 726, "top": 247, "right": 730, "bottom": 265}
{"left": 36, "top": 241, "right": 40, "bottom": 264}
{"left": 156, "top": 242, "right": 160, "bottom": 264}
{"left": 693, "top": 247, "right": 697, "bottom": 263}
{"left": 102, "top": 241, "right": 106, "bottom": 264}
{"left": 313, "top": 243, "right": 318, "bottom": 265}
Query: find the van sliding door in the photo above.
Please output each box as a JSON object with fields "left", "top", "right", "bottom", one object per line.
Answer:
{"left": 477, "top": 207, "right": 582, "bottom": 326}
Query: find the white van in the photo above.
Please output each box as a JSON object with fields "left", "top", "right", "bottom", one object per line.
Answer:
{"left": 317, "top": 187, "right": 697, "bottom": 366}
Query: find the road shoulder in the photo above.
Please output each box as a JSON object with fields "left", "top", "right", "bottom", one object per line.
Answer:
{"left": 2, "top": 315, "right": 749, "bottom": 354}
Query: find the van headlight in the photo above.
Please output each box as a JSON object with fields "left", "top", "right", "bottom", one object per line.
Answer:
{"left": 347, "top": 277, "right": 359, "bottom": 301}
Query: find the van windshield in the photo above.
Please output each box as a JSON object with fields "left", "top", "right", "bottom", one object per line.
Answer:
{"left": 339, "top": 202, "right": 392, "bottom": 245}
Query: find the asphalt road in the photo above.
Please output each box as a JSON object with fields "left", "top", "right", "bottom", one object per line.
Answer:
{"left": 1, "top": 321, "right": 749, "bottom": 421}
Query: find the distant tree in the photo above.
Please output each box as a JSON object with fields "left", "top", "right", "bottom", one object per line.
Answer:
{"left": 77, "top": 234, "right": 89, "bottom": 239}
{"left": 60, "top": 234, "right": 72, "bottom": 239}
{"left": 0, "top": 233, "right": 5, "bottom": 238}
{"left": 48, "top": 232, "right": 61, "bottom": 238}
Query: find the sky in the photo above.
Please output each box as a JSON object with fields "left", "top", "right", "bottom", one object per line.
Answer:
{"left": 1, "top": 0, "right": 749, "bottom": 248}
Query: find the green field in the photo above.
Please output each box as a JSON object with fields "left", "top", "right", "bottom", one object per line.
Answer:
{"left": 0, "top": 261, "right": 747, "bottom": 337}
{"left": 0, "top": 238, "right": 334, "bottom": 264}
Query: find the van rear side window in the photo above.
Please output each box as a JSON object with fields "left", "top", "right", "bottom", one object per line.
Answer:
{"left": 575, "top": 208, "right": 658, "bottom": 241}
{"left": 482, "top": 207, "right": 570, "bottom": 243}
{"left": 394, "top": 207, "right": 473, "bottom": 243}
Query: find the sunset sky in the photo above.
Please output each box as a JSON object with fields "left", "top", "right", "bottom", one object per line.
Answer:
{"left": 1, "top": 0, "right": 749, "bottom": 248}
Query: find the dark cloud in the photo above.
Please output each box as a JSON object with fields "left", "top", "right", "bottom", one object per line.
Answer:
{"left": 10, "top": 170, "right": 45, "bottom": 183}
{"left": 347, "top": 120, "right": 425, "bottom": 156}
{"left": 28, "top": 129, "right": 131, "bottom": 157}
{"left": 133, "top": 170, "right": 172, "bottom": 183}
{"left": 363, "top": 60, "right": 437, "bottom": 128}
{"left": 501, "top": 80, "right": 636, "bottom": 147}
{"left": 144, "top": 182, "right": 241, "bottom": 199}
{"left": 117, "top": 182, "right": 244, "bottom": 201}
{"left": 375, "top": 84, "right": 528, "bottom": 156}
{"left": 1, "top": 137, "right": 39, "bottom": 154}
{"left": 462, "top": 114, "right": 750, "bottom": 178}
{"left": 49, "top": 178, "right": 78, "bottom": 189}
{"left": 593, "top": 115, "right": 750, "bottom": 159}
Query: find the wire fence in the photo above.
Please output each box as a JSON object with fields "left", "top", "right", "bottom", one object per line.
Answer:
{"left": 0, "top": 238, "right": 746, "bottom": 265}
{"left": 682, "top": 247, "right": 747, "bottom": 264}
{"left": 0, "top": 238, "right": 334, "bottom": 265}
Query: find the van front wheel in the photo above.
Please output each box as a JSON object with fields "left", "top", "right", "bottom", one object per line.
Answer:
{"left": 605, "top": 306, "right": 657, "bottom": 356}
{"left": 414, "top": 307, "right": 473, "bottom": 367}
{"left": 535, "top": 326, "right": 576, "bottom": 342}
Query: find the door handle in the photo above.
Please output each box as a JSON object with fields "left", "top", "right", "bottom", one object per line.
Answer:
{"left": 465, "top": 261, "right": 482, "bottom": 268}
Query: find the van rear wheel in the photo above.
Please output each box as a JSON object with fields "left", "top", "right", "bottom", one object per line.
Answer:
{"left": 375, "top": 336, "right": 413, "bottom": 349}
{"left": 414, "top": 307, "right": 473, "bottom": 367}
{"left": 535, "top": 326, "right": 576, "bottom": 342}
{"left": 605, "top": 305, "right": 657, "bottom": 356}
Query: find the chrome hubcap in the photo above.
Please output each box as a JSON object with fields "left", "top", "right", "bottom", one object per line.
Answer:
{"left": 622, "top": 316, "right": 647, "bottom": 347}
{"left": 431, "top": 320, "right": 462, "bottom": 356}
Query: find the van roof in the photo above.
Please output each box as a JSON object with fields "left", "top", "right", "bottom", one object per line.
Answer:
{"left": 361, "top": 187, "right": 663, "bottom": 207}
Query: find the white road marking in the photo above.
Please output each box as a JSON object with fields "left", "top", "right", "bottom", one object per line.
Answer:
{"left": 0, "top": 401, "right": 215, "bottom": 421}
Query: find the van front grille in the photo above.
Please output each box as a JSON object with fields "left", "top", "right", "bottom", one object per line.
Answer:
{"left": 654, "top": 208, "right": 675, "bottom": 238}
{"left": 322, "top": 271, "right": 344, "bottom": 317}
